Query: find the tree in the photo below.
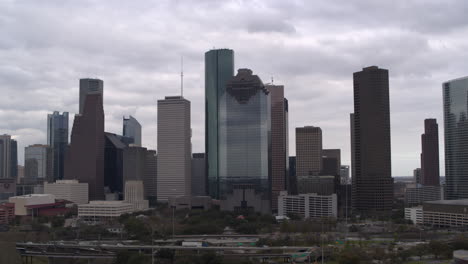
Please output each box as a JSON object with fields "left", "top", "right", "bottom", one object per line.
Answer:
{"left": 411, "top": 243, "right": 428, "bottom": 260}
{"left": 116, "top": 251, "right": 150, "bottom": 264}
{"left": 338, "top": 250, "right": 361, "bottom": 264}
{"left": 429, "top": 240, "right": 450, "bottom": 259}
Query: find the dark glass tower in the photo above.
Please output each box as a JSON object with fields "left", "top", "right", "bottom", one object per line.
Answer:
{"left": 219, "top": 69, "right": 271, "bottom": 208}
{"left": 47, "top": 111, "right": 69, "bottom": 181}
{"left": 421, "top": 119, "right": 440, "bottom": 186}
{"left": 123, "top": 115, "right": 142, "bottom": 146}
{"left": 65, "top": 79, "right": 105, "bottom": 200}
{"left": 443, "top": 77, "right": 468, "bottom": 199}
{"left": 351, "top": 66, "right": 393, "bottom": 215}
{"left": 104, "top": 132, "right": 127, "bottom": 197}
{"left": 205, "top": 49, "right": 235, "bottom": 199}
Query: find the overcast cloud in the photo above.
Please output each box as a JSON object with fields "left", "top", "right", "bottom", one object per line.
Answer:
{"left": 2, "top": 0, "right": 468, "bottom": 176}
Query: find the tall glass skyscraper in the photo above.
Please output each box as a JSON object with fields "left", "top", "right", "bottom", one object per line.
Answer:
{"left": 218, "top": 69, "right": 271, "bottom": 203}
{"left": 47, "top": 111, "right": 69, "bottom": 181}
{"left": 443, "top": 77, "right": 468, "bottom": 199}
{"left": 205, "top": 49, "right": 234, "bottom": 199}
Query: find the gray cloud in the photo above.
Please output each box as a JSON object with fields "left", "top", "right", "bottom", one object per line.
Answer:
{"left": 0, "top": 0, "right": 465, "bottom": 175}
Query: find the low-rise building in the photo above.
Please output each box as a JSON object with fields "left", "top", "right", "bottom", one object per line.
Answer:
{"left": 422, "top": 199, "right": 468, "bottom": 227}
{"left": 454, "top": 250, "right": 468, "bottom": 264}
{"left": 124, "top": 180, "right": 149, "bottom": 211}
{"left": 404, "top": 206, "right": 423, "bottom": 225}
{"left": 278, "top": 191, "right": 337, "bottom": 219}
{"left": 44, "top": 180, "right": 89, "bottom": 204}
{"left": 78, "top": 201, "right": 134, "bottom": 223}
{"left": 168, "top": 196, "right": 212, "bottom": 210}
{"left": 8, "top": 194, "right": 71, "bottom": 217}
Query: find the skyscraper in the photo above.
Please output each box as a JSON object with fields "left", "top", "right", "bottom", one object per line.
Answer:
{"left": 157, "top": 96, "right": 191, "bottom": 201}
{"left": 351, "top": 66, "right": 393, "bottom": 215}
{"left": 104, "top": 132, "right": 127, "bottom": 197}
{"left": 0, "top": 135, "right": 14, "bottom": 179}
{"left": 205, "top": 49, "right": 235, "bottom": 199}
{"left": 79, "top": 78, "right": 103, "bottom": 115}
{"left": 10, "top": 139, "right": 17, "bottom": 179}
{"left": 421, "top": 119, "right": 440, "bottom": 186}
{"left": 24, "top": 144, "right": 53, "bottom": 182}
{"left": 144, "top": 150, "right": 157, "bottom": 206}
{"left": 413, "top": 168, "right": 422, "bottom": 185}
{"left": 322, "top": 149, "right": 341, "bottom": 176}
{"left": 65, "top": 79, "right": 105, "bottom": 200}
{"left": 47, "top": 111, "right": 69, "bottom": 181}
{"left": 123, "top": 115, "right": 142, "bottom": 146}
{"left": 443, "top": 77, "right": 468, "bottom": 199}
{"left": 296, "top": 126, "right": 322, "bottom": 176}
{"left": 266, "top": 84, "right": 289, "bottom": 212}
{"left": 218, "top": 69, "right": 271, "bottom": 212}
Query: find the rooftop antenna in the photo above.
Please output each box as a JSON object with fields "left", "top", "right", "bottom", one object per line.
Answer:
{"left": 181, "top": 56, "right": 184, "bottom": 97}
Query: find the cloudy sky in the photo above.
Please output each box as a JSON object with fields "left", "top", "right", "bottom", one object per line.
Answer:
{"left": 1, "top": 0, "right": 467, "bottom": 176}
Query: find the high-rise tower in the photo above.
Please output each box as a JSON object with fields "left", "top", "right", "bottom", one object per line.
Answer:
{"left": 443, "top": 77, "right": 468, "bottom": 199}
{"left": 420, "top": 119, "right": 440, "bottom": 186}
{"left": 205, "top": 49, "right": 235, "bottom": 199}
{"left": 351, "top": 66, "right": 393, "bottom": 215}
{"left": 47, "top": 111, "right": 69, "bottom": 181}
{"left": 123, "top": 116, "right": 142, "bottom": 146}
{"left": 296, "top": 126, "right": 322, "bottom": 177}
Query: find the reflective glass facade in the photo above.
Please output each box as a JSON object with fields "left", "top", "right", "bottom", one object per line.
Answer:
{"left": 47, "top": 111, "right": 69, "bottom": 181}
{"left": 205, "top": 49, "right": 234, "bottom": 199}
{"left": 218, "top": 69, "right": 271, "bottom": 201}
{"left": 443, "top": 77, "right": 468, "bottom": 199}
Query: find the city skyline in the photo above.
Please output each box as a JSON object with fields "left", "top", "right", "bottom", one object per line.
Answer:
{"left": 2, "top": 1, "right": 467, "bottom": 175}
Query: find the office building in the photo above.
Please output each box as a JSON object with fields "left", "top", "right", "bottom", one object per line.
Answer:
{"left": 0, "top": 178, "right": 16, "bottom": 201}
{"left": 0, "top": 135, "right": 16, "bottom": 179}
{"left": 217, "top": 69, "right": 271, "bottom": 212}
{"left": 144, "top": 150, "right": 157, "bottom": 205}
{"left": 168, "top": 196, "right": 212, "bottom": 211}
{"left": 340, "top": 165, "right": 350, "bottom": 185}
{"left": 297, "top": 175, "right": 335, "bottom": 195}
{"left": 351, "top": 66, "right": 393, "bottom": 215}
{"left": 104, "top": 133, "right": 127, "bottom": 197}
{"left": 123, "top": 115, "right": 142, "bottom": 146}
{"left": 405, "top": 185, "right": 443, "bottom": 206}
{"left": 0, "top": 203, "right": 14, "bottom": 225}
{"left": 16, "top": 165, "right": 24, "bottom": 184}
{"left": 24, "top": 144, "right": 53, "bottom": 182}
{"left": 78, "top": 201, "right": 134, "bottom": 223}
{"left": 9, "top": 194, "right": 56, "bottom": 216}
{"left": 192, "top": 153, "right": 206, "bottom": 196}
{"left": 278, "top": 191, "right": 337, "bottom": 219}
{"left": 205, "top": 49, "right": 235, "bottom": 199}
{"left": 267, "top": 84, "right": 289, "bottom": 212}
{"left": 44, "top": 180, "right": 89, "bottom": 204}
{"left": 220, "top": 185, "right": 270, "bottom": 214}
{"left": 157, "top": 96, "right": 191, "bottom": 201}
{"left": 322, "top": 149, "right": 341, "bottom": 176}
{"left": 124, "top": 180, "right": 149, "bottom": 211}
{"left": 296, "top": 126, "right": 322, "bottom": 176}
{"left": 421, "top": 119, "right": 440, "bottom": 186}
{"left": 79, "top": 78, "right": 103, "bottom": 115}
{"left": 65, "top": 79, "right": 105, "bottom": 200}
{"left": 288, "top": 156, "right": 297, "bottom": 194}
{"left": 47, "top": 111, "right": 69, "bottom": 181}
{"left": 123, "top": 146, "right": 147, "bottom": 183}
{"left": 413, "top": 168, "right": 422, "bottom": 185}
{"left": 443, "top": 77, "right": 468, "bottom": 199}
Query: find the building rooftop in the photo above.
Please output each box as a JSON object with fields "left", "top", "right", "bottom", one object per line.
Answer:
{"left": 11, "top": 194, "right": 55, "bottom": 199}
{"left": 424, "top": 199, "right": 468, "bottom": 206}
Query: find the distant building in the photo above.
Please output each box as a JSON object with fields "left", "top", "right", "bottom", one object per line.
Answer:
{"left": 24, "top": 144, "right": 53, "bottom": 183}
{"left": 123, "top": 146, "right": 157, "bottom": 204}
{"left": 443, "top": 77, "right": 468, "bottom": 200}
{"left": 191, "top": 153, "right": 206, "bottom": 196}
{"left": 47, "top": 111, "right": 69, "bottom": 181}
{"left": 422, "top": 199, "right": 468, "bottom": 227}
{"left": 144, "top": 150, "right": 157, "bottom": 206}
{"left": 17, "top": 165, "right": 24, "bottom": 184}
{"left": 205, "top": 48, "right": 235, "bottom": 201}
{"left": 0, "top": 203, "right": 14, "bottom": 225}
{"left": 104, "top": 132, "right": 127, "bottom": 198}
{"left": 267, "top": 84, "right": 289, "bottom": 212}
{"left": 413, "top": 168, "right": 422, "bottom": 185}
{"left": 340, "top": 165, "right": 350, "bottom": 185}
{"left": 278, "top": 191, "right": 337, "bottom": 219}
{"left": 296, "top": 126, "right": 322, "bottom": 176}
{"left": 78, "top": 201, "right": 134, "bottom": 223}
{"left": 322, "top": 149, "right": 341, "bottom": 176}
{"left": 404, "top": 185, "right": 443, "bottom": 206}
{"left": 124, "top": 180, "right": 149, "bottom": 211}
{"left": 44, "top": 180, "right": 88, "bottom": 204}
{"left": 297, "top": 175, "right": 335, "bottom": 195}
{"left": 288, "top": 156, "right": 297, "bottom": 194}
{"left": 220, "top": 185, "right": 270, "bottom": 214}
{"left": 0, "top": 135, "right": 17, "bottom": 179}
{"left": 65, "top": 78, "right": 105, "bottom": 200}
{"left": 351, "top": 66, "right": 393, "bottom": 215}
{"left": 123, "top": 116, "right": 142, "bottom": 146}
{"left": 421, "top": 119, "right": 440, "bottom": 186}
{"left": 0, "top": 178, "right": 16, "bottom": 201}
{"left": 9, "top": 194, "right": 55, "bottom": 216}
{"left": 157, "top": 96, "right": 191, "bottom": 201}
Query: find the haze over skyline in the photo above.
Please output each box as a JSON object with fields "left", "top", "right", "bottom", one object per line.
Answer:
{"left": 2, "top": 0, "right": 468, "bottom": 175}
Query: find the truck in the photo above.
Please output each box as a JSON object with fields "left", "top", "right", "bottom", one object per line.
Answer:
{"left": 181, "top": 241, "right": 207, "bottom": 247}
